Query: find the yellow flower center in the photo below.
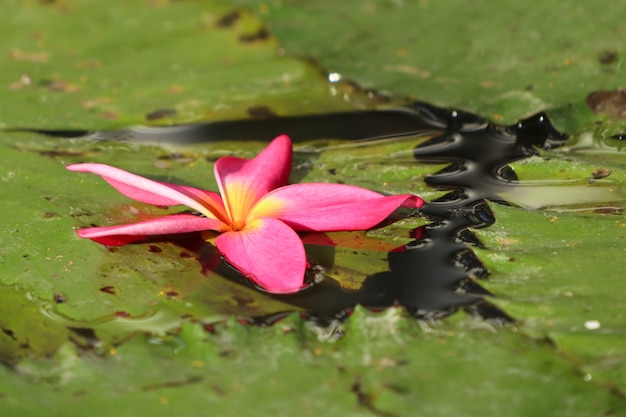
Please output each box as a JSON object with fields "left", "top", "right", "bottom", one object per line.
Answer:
{"left": 230, "top": 219, "right": 246, "bottom": 231}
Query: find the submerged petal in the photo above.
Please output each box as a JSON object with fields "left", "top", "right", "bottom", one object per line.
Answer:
{"left": 76, "top": 214, "right": 227, "bottom": 246}
{"left": 250, "top": 183, "right": 423, "bottom": 231}
{"left": 214, "top": 135, "right": 292, "bottom": 224}
{"left": 300, "top": 231, "right": 407, "bottom": 252}
{"left": 215, "top": 217, "right": 306, "bottom": 293}
{"left": 67, "top": 163, "right": 228, "bottom": 222}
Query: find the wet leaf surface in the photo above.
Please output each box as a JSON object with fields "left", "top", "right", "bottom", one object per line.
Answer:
{"left": 476, "top": 204, "right": 626, "bottom": 395}
{"left": 236, "top": 0, "right": 626, "bottom": 129}
{"left": 1, "top": 310, "right": 624, "bottom": 417}
{"left": 2, "top": 0, "right": 626, "bottom": 415}
{"left": 1, "top": 0, "right": 355, "bottom": 129}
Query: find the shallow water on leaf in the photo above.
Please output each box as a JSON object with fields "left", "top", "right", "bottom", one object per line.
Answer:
{"left": 2, "top": 95, "right": 626, "bottom": 352}
{"left": 8, "top": 100, "right": 610, "bottom": 341}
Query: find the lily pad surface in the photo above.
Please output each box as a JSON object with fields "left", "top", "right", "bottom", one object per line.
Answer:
{"left": 237, "top": 0, "right": 626, "bottom": 129}
{"left": 2, "top": 0, "right": 356, "bottom": 129}
{"left": 1, "top": 0, "right": 626, "bottom": 416}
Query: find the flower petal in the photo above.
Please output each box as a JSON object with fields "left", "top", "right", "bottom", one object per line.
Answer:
{"left": 214, "top": 135, "right": 292, "bottom": 224}
{"left": 250, "top": 183, "right": 424, "bottom": 231}
{"left": 76, "top": 214, "right": 227, "bottom": 246}
{"left": 215, "top": 217, "right": 306, "bottom": 294}
{"left": 67, "top": 163, "right": 228, "bottom": 222}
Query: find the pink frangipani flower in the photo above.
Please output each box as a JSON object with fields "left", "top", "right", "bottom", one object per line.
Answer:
{"left": 67, "top": 135, "right": 424, "bottom": 293}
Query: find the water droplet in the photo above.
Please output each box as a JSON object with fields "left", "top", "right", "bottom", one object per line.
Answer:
{"left": 584, "top": 320, "right": 601, "bottom": 330}
{"left": 328, "top": 72, "right": 342, "bottom": 83}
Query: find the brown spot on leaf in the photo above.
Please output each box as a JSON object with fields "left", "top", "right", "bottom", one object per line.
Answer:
{"left": 591, "top": 166, "right": 612, "bottom": 179}
{"left": 239, "top": 27, "right": 270, "bottom": 43}
{"left": 8, "top": 49, "right": 49, "bottom": 62}
{"left": 246, "top": 105, "right": 277, "bottom": 119}
{"left": 99, "top": 286, "right": 116, "bottom": 295}
{"left": 39, "top": 149, "right": 85, "bottom": 158}
{"left": 218, "top": 349, "right": 236, "bottom": 357}
{"left": 598, "top": 51, "right": 618, "bottom": 65}
{"left": 100, "top": 111, "right": 119, "bottom": 120}
{"left": 351, "top": 375, "right": 373, "bottom": 407}
{"left": 2, "top": 328, "right": 17, "bottom": 340}
{"left": 148, "top": 245, "right": 163, "bottom": 253}
{"left": 41, "top": 79, "right": 81, "bottom": 93}
{"left": 43, "top": 212, "right": 58, "bottom": 218}
{"left": 53, "top": 294, "right": 66, "bottom": 303}
{"left": 157, "top": 153, "right": 195, "bottom": 163}
{"left": 216, "top": 10, "right": 240, "bottom": 27}
{"left": 146, "top": 108, "right": 177, "bottom": 121}
{"left": 594, "top": 207, "right": 623, "bottom": 214}
{"left": 586, "top": 89, "right": 626, "bottom": 119}
{"left": 211, "top": 384, "right": 227, "bottom": 397}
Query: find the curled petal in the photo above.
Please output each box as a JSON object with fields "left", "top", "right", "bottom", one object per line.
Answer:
{"left": 249, "top": 182, "right": 424, "bottom": 231}
{"left": 214, "top": 135, "right": 292, "bottom": 223}
{"left": 216, "top": 217, "right": 306, "bottom": 294}
{"left": 67, "top": 163, "right": 228, "bottom": 222}
{"left": 167, "top": 184, "right": 230, "bottom": 224}
{"left": 76, "top": 214, "right": 227, "bottom": 246}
